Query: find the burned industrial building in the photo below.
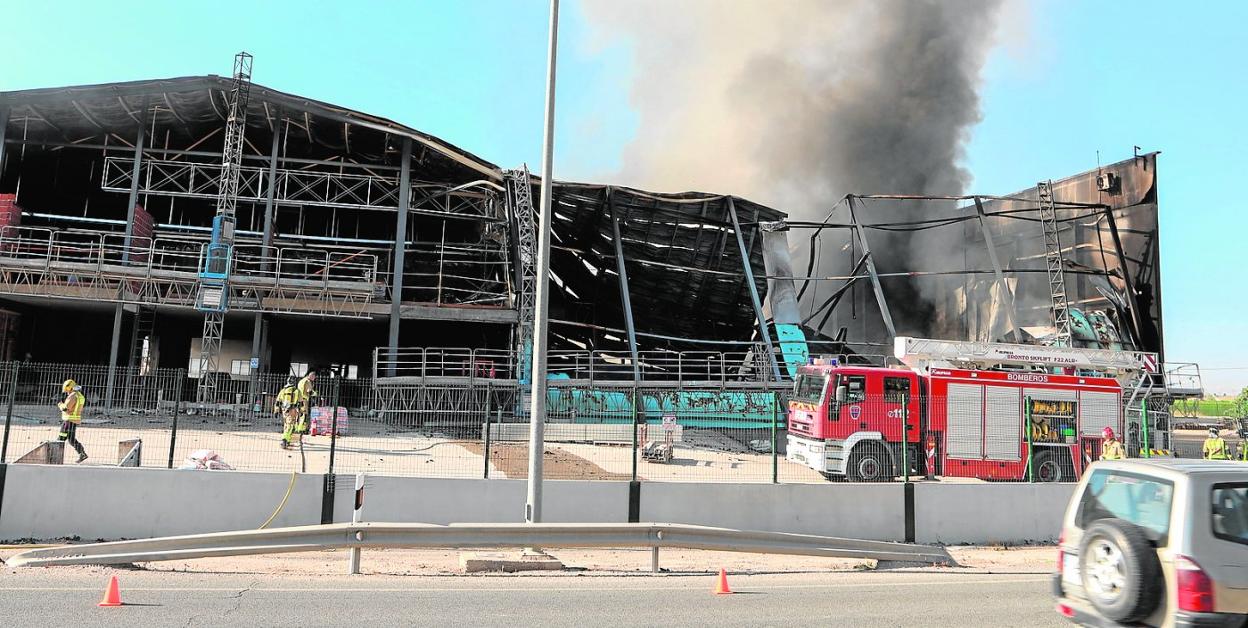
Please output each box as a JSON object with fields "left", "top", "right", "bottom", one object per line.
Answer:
{"left": 0, "top": 63, "right": 1166, "bottom": 400}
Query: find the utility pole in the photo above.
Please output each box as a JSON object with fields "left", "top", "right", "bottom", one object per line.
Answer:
{"left": 525, "top": 0, "right": 559, "bottom": 525}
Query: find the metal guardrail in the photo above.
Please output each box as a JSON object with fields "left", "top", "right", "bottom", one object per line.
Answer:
{"left": 5, "top": 522, "right": 953, "bottom": 568}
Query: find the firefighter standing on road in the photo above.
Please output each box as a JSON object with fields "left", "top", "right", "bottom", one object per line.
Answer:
{"left": 1203, "top": 427, "right": 1230, "bottom": 460}
{"left": 57, "top": 379, "right": 89, "bottom": 463}
{"left": 276, "top": 377, "right": 304, "bottom": 450}
{"left": 1100, "top": 427, "right": 1125, "bottom": 461}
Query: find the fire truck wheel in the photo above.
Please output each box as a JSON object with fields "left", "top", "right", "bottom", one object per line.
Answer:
{"left": 1033, "top": 451, "right": 1065, "bottom": 483}
{"left": 848, "top": 444, "right": 892, "bottom": 482}
{"left": 1077, "top": 519, "right": 1162, "bottom": 623}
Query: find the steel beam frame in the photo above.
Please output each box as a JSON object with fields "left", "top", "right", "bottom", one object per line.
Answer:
{"left": 846, "top": 196, "right": 897, "bottom": 338}
{"left": 607, "top": 188, "right": 641, "bottom": 381}
{"left": 972, "top": 197, "right": 1022, "bottom": 343}
{"left": 105, "top": 115, "right": 147, "bottom": 408}
{"left": 100, "top": 157, "right": 498, "bottom": 221}
{"left": 727, "top": 197, "right": 782, "bottom": 381}
{"left": 386, "top": 137, "right": 413, "bottom": 374}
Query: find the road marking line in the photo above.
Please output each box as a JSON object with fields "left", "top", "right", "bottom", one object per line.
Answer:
{"left": 0, "top": 577, "right": 1048, "bottom": 593}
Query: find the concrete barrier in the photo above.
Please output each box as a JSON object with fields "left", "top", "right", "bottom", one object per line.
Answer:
{"left": 1, "top": 464, "right": 1073, "bottom": 544}
{"left": 914, "top": 482, "right": 1077, "bottom": 544}
{"left": 330, "top": 476, "right": 630, "bottom": 525}
{"left": 0, "top": 464, "right": 323, "bottom": 541}
{"left": 640, "top": 482, "right": 907, "bottom": 541}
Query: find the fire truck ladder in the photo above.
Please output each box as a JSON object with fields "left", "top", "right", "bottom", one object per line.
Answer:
{"left": 1037, "top": 180, "right": 1073, "bottom": 346}
{"left": 504, "top": 167, "right": 536, "bottom": 414}
{"left": 196, "top": 52, "right": 253, "bottom": 403}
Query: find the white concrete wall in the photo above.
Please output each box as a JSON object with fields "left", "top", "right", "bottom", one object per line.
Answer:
{"left": 1, "top": 465, "right": 1074, "bottom": 544}
{"left": 331, "top": 477, "right": 630, "bottom": 525}
{"left": 914, "top": 482, "right": 1077, "bottom": 544}
{"left": 0, "top": 464, "right": 323, "bottom": 541}
{"left": 640, "top": 482, "right": 906, "bottom": 541}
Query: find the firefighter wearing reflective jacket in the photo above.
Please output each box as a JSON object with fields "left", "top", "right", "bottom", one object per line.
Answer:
{"left": 57, "top": 379, "right": 89, "bottom": 463}
{"left": 276, "top": 378, "right": 304, "bottom": 450}
{"left": 297, "top": 371, "right": 318, "bottom": 420}
{"left": 1203, "top": 427, "right": 1230, "bottom": 460}
{"left": 1100, "top": 427, "right": 1125, "bottom": 461}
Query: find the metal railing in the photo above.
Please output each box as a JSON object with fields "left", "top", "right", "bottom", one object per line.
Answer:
{"left": 373, "top": 346, "right": 779, "bottom": 384}
{"left": 6, "top": 522, "right": 954, "bottom": 568}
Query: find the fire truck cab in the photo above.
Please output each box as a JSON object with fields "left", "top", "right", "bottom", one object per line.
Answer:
{"left": 786, "top": 337, "right": 1156, "bottom": 483}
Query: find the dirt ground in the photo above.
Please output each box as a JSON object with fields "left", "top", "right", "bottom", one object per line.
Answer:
{"left": 0, "top": 544, "right": 1054, "bottom": 577}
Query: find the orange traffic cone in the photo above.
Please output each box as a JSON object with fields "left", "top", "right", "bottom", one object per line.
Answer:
{"left": 713, "top": 568, "right": 733, "bottom": 595}
{"left": 98, "top": 575, "right": 122, "bottom": 607}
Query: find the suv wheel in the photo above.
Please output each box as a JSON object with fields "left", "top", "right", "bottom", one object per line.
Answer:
{"left": 1077, "top": 519, "right": 1162, "bottom": 623}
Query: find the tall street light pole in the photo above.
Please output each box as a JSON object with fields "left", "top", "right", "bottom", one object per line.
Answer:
{"left": 526, "top": 0, "right": 559, "bottom": 525}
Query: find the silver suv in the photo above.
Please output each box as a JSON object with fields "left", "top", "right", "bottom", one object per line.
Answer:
{"left": 1054, "top": 459, "right": 1248, "bottom": 627}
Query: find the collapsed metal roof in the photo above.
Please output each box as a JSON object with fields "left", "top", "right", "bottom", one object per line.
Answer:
{"left": 0, "top": 75, "right": 501, "bottom": 182}
{"left": 545, "top": 183, "right": 783, "bottom": 351}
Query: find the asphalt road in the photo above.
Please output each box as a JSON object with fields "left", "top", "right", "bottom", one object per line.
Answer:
{"left": 0, "top": 568, "right": 1064, "bottom": 627}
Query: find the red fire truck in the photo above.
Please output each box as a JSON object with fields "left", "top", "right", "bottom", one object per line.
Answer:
{"left": 785, "top": 337, "right": 1160, "bottom": 482}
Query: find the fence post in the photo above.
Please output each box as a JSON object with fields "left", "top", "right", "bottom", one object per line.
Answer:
{"left": 631, "top": 386, "right": 639, "bottom": 482}
{"left": 1141, "top": 399, "right": 1150, "bottom": 457}
{"left": 168, "top": 368, "right": 185, "bottom": 469}
{"left": 901, "top": 392, "right": 910, "bottom": 483}
{"left": 327, "top": 378, "right": 339, "bottom": 476}
{"left": 771, "top": 392, "right": 779, "bottom": 484}
{"left": 483, "top": 383, "right": 493, "bottom": 479}
{"left": 0, "top": 362, "right": 18, "bottom": 463}
{"left": 348, "top": 472, "right": 365, "bottom": 575}
{"left": 1024, "top": 396, "right": 1034, "bottom": 483}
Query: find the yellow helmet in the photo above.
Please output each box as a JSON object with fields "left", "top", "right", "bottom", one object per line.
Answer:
{"left": 62, "top": 379, "right": 76, "bottom": 392}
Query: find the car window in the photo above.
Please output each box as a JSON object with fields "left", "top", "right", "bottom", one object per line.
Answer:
{"left": 884, "top": 377, "right": 911, "bottom": 403}
{"left": 1077, "top": 469, "right": 1174, "bottom": 544}
{"left": 1212, "top": 484, "right": 1248, "bottom": 546}
{"left": 841, "top": 375, "right": 866, "bottom": 404}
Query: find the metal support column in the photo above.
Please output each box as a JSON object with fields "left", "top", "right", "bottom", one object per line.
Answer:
{"left": 0, "top": 107, "right": 9, "bottom": 181}
{"left": 607, "top": 188, "right": 641, "bottom": 382}
{"left": 249, "top": 126, "right": 282, "bottom": 400}
{"left": 386, "top": 137, "right": 413, "bottom": 376}
{"left": 105, "top": 114, "right": 147, "bottom": 409}
{"left": 526, "top": 0, "right": 559, "bottom": 525}
{"left": 727, "top": 197, "right": 782, "bottom": 381}
{"left": 846, "top": 196, "right": 897, "bottom": 338}
{"left": 972, "top": 197, "right": 1022, "bottom": 343}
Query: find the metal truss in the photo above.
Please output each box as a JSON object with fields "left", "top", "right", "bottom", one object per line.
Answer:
{"left": 102, "top": 157, "right": 502, "bottom": 221}
{"left": 373, "top": 381, "right": 509, "bottom": 426}
{"left": 0, "top": 256, "right": 377, "bottom": 318}
{"left": 503, "top": 168, "right": 536, "bottom": 414}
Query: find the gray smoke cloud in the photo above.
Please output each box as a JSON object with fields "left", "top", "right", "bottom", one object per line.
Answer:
{"left": 582, "top": 0, "right": 1004, "bottom": 338}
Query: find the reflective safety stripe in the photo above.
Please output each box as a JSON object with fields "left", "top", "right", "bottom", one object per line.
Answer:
{"left": 60, "top": 391, "right": 85, "bottom": 423}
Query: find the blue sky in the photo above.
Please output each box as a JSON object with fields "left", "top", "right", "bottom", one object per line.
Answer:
{"left": 2, "top": 1, "right": 1244, "bottom": 392}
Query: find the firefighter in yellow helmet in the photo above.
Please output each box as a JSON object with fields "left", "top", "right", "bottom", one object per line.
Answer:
{"left": 1100, "top": 427, "right": 1125, "bottom": 461}
{"left": 275, "top": 376, "right": 304, "bottom": 450}
{"left": 1203, "top": 427, "right": 1230, "bottom": 460}
{"left": 57, "top": 379, "right": 89, "bottom": 463}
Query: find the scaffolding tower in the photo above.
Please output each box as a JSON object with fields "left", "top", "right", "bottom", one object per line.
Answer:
{"left": 196, "top": 52, "right": 253, "bottom": 402}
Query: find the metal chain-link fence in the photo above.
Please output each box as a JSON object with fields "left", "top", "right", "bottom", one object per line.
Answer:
{"left": 1, "top": 362, "right": 1235, "bottom": 482}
